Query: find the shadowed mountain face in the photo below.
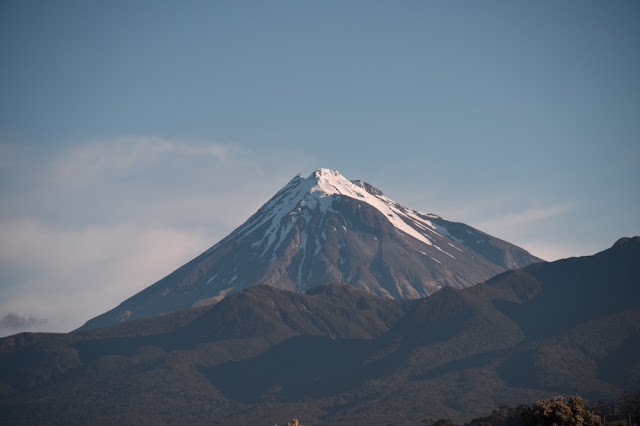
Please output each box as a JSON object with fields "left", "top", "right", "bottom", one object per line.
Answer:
{"left": 0, "top": 237, "right": 638, "bottom": 424}
{"left": 79, "top": 169, "right": 541, "bottom": 330}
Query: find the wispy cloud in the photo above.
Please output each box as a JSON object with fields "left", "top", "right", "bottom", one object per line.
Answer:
{"left": 0, "top": 313, "right": 47, "bottom": 330}
{"left": 3, "top": 136, "right": 311, "bottom": 229}
{"left": 515, "top": 239, "right": 600, "bottom": 263}
{"left": 50, "top": 136, "right": 237, "bottom": 186}
{"left": 465, "top": 203, "right": 576, "bottom": 261}
{"left": 474, "top": 203, "right": 574, "bottom": 231}
{"left": 0, "top": 136, "right": 313, "bottom": 335}
{"left": 0, "top": 219, "right": 218, "bottom": 335}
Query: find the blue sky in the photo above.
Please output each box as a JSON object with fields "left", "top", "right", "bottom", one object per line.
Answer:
{"left": 1, "top": 1, "right": 639, "bottom": 336}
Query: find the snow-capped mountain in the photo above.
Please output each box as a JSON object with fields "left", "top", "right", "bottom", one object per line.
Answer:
{"left": 79, "top": 168, "right": 542, "bottom": 330}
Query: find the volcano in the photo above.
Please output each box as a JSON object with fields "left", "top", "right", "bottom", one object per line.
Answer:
{"left": 79, "top": 168, "right": 541, "bottom": 330}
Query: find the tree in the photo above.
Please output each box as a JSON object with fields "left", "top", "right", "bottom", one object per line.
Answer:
{"left": 519, "top": 396, "right": 601, "bottom": 426}
{"left": 588, "top": 390, "right": 640, "bottom": 425}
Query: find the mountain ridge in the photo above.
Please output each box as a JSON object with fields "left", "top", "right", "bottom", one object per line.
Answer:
{"left": 0, "top": 237, "right": 637, "bottom": 424}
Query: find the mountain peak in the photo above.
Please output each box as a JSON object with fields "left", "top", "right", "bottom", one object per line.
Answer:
{"left": 307, "top": 168, "right": 364, "bottom": 198}
{"left": 612, "top": 236, "right": 640, "bottom": 249}
{"left": 312, "top": 167, "right": 342, "bottom": 179}
{"left": 288, "top": 169, "right": 383, "bottom": 199}
{"left": 269, "top": 168, "right": 442, "bottom": 247}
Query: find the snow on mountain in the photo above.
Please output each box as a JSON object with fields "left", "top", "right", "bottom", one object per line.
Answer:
{"left": 209, "top": 168, "right": 443, "bottom": 258}
{"left": 78, "top": 169, "right": 542, "bottom": 331}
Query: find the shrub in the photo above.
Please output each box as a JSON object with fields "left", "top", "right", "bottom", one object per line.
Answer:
{"left": 519, "top": 396, "right": 601, "bottom": 426}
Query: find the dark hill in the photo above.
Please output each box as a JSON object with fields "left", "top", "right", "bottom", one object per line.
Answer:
{"left": 0, "top": 238, "right": 638, "bottom": 424}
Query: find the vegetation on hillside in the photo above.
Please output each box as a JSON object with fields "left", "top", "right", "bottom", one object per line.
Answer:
{"left": 423, "top": 390, "right": 640, "bottom": 426}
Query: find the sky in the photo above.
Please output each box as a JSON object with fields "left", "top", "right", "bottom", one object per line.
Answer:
{"left": 1, "top": 0, "right": 638, "bottom": 336}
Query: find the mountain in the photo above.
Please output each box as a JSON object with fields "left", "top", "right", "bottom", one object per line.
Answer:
{"left": 79, "top": 168, "right": 541, "bottom": 330}
{"left": 1, "top": 237, "right": 638, "bottom": 424}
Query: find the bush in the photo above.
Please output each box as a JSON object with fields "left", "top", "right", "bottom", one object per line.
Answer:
{"left": 519, "top": 396, "right": 601, "bottom": 426}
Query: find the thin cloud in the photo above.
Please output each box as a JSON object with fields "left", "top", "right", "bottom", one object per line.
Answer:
{"left": 474, "top": 203, "right": 574, "bottom": 231}
{"left": 517, "top": 239, "right": 601, "bottom": 262}
{"left": 0, "top": 137, "right": 314, "bottom": 335}
{"left": 51, "top": 136, "right": 237, "bottom": 186}
{"left": 2, "top": 136, "right": 312, "bottom": 230}
{"left": 0, "top": 219, "right": 218, "bottom": 334}
{"left": 464, "top": 203, "right": 576, "bottom": 261}
{"left": 166, "top": 143, "right": 231, "bottom": 158}
{"left": 0, "top": 313, "right": 47, "bottom": 330}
